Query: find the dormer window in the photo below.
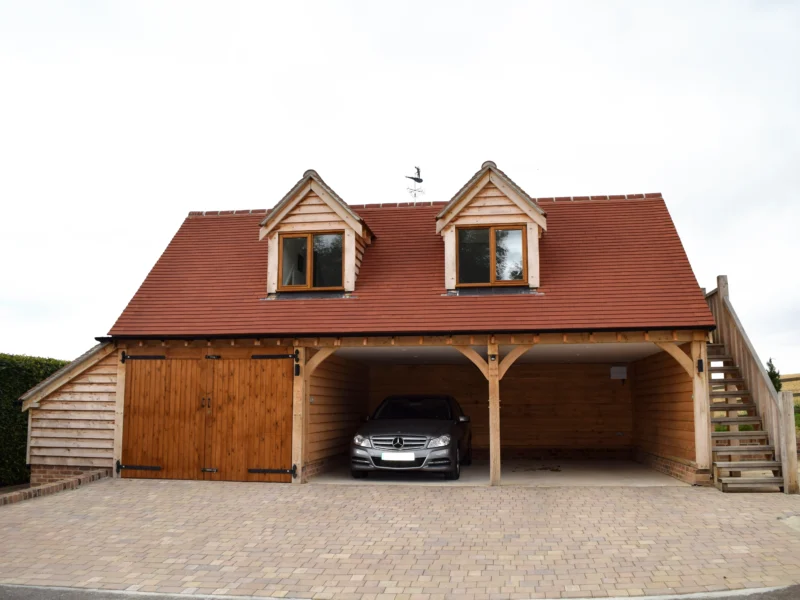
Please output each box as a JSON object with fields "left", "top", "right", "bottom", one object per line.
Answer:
{"left": 279, "top": 231, "right": 344, "bottom": 291}
{"left": 261, "top": 170, "right": 372, "bottom": 294}
{"left": 437, "top": 161, "right": 547, "bottom": 291}
{"left": 457, "top": 226, "right": 526, "bottom": 286}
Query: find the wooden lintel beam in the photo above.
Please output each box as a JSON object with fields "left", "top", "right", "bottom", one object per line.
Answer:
{"left": 655, "top": 342, "right": 694, "bottom": 377}
{"left": 498, "top": 345, "right": 534, "bottom": 380}
{"left": 453, "top": 346, "right": 489, "bottom": 380}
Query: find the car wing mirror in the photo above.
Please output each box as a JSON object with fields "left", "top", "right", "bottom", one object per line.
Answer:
{"left": 458, "top": 415, "right": 470, "bottom": 423}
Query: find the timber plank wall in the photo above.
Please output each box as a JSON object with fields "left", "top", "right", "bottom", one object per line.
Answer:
{"left": 29, "top": 353, "right": 118, "bottom": 469}
{"left": 630, "top": 348, "right": 695, "bottom": 462}
{"left": 307, "top": 354, "right": 369, "bottom": 466}
{"left": 369, "top": 363, "right": 633, "bottom": 451}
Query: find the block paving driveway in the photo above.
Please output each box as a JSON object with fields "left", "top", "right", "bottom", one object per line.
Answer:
{"left": 2, "top": 478, "right": 800, "bottom": 599}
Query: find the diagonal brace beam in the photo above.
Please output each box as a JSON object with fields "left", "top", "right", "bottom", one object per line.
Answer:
{"left": 499, "top": 345, "right": 534, "bottom": 380}
{"left": 454, "top": 346, "right": 489, "bottom": 379}
{"left": 655, "top": 342, "right": 694, "bottom": 378}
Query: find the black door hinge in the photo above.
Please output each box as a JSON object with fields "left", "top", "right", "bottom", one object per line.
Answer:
{"left": 205, "top": 355, "right": 221, "bottom": 360}
{"left": 252, "top": 354, "right": 297, "bottom": 360}
{"left": 121, "top": 351, "right": 166, "bottom": 364}
{"left": 116, "top": 459, "right": 162, "bottom": 474}
{"left": 248, "top": 464, "right": 297, "bottom": 479}
{"left": 201, "top": 467, "right": 218, "bottom": 473}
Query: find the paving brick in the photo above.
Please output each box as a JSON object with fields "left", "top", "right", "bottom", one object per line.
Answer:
{"left": 1, "top": 479, "right": 800, "bottom": 598}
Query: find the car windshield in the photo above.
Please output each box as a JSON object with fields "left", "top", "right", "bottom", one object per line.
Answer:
{"left": 373, "top": 396, "right": 452, "bottom": 420}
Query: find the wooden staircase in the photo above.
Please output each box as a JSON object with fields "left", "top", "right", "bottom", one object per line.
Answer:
{"left": 708, "top": 343, "right": 784, "bottom": 492}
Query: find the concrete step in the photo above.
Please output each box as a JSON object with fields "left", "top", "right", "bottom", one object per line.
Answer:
{"left": 713, "top": 445, "right": 774, "bottom": 454}
{"left": 714, "top": 461, "right": 781, "bottom": 470}
{"left": 712, "top": 431, "right": 768, "bottom": 439}
{"left": 711, "top": 416, "right": 762, "bottom": 425}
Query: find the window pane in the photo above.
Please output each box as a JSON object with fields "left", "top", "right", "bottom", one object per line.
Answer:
{"left": 495, "top": 229, "right": 524, "bottom": 281}
{"left": 281, "top": 237, "right": 307, "bottom": 286}
{"left": 458, "top": 228, "right": 490, "bottom": 284}
{"left": 313, "top": 233, "right": 343, "bottom": 288}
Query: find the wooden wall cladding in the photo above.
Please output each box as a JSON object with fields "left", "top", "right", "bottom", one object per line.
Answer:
{"left": 29, "top": 353, "right": 117, "bottom": 469}
{"left": 307, "top": 354, "right": 369, "bottom": 464}
{"left": 369, "top": 363, "right": 632, "bottom": 450}
{"left": 631, "top": 348, "right": 695, "bottom": 462}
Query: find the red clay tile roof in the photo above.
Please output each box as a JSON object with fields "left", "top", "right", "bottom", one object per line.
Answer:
{"left": 108, "top": 194, "right": 715, "bottom": 337}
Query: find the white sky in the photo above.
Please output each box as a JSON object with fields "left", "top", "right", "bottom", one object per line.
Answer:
{"left": 1, "top": 1, "right": 798, "bottom": 374}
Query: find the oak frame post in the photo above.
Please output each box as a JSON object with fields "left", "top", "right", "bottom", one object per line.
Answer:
{"left": 291, "top": 347, "right": 307, "bottom": 483}
{"left": 691, "top": 340, "right": 712, "bottom": 472}
{"left": 292, "top": 347, "right": 337, "bottom": 483}
{"left": 487, "top": 341, "right": 501, "bottom": 486}
{"left": 113, "top": 348, "right": 127, "bottom": 478}
{"left": 780, "top": 391, "right": 799, "bottom": 494}
{"left": 453, "top": 342, "right": 533, "bottom": 486}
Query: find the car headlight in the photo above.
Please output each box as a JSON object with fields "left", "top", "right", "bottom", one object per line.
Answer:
{"left": 353, "top": 434, "right": 372, "bottom": 448}
{"left": 427, "top": 434, "right": 451, "bottom": 448}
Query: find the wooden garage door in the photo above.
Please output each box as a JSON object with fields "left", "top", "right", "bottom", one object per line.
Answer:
{"left": 121, "top": 353, "right": 293, "bottom": 482}
{"left": 205, "top": 359, "right": 293, "bottom": 483}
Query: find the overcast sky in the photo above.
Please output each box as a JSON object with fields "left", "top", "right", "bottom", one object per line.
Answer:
{"left": 1, "top": 1, "right": 798, "bottom": 374}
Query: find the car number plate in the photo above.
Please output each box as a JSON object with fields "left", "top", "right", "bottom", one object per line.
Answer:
{"left": 381, "top": 452, "right": 414, "bottom": 461}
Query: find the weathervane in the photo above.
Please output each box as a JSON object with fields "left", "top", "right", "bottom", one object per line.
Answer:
{"left": 405, "top": 166, "right": 424, "bottom": 200}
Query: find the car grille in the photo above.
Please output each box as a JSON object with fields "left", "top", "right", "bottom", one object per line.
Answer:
{"left": 371, "top": 435, "right": 428, "bottom": 450}
{"left": 372, "top": 457, "right": 426, "bottom": 468}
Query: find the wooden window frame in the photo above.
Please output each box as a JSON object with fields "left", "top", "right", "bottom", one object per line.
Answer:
{"left": 455, "top": 224, "right": 528, "bottom": 288}
{"left": 277, "top": 230, "right": 345, "bottom": 292}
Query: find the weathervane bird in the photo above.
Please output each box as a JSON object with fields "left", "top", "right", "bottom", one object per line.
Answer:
{"left": 405, "top": 166, "right": 423, "bottom": 184}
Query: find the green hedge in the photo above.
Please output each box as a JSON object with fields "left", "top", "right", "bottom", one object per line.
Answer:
{"left": 0, "top": 353, "right": 69, "bottom": 486}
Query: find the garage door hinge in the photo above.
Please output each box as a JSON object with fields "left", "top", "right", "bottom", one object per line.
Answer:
{"left": 120, "top": 351, "right": 166, "bottom": 364}
{"left": 201, "top": 467, "right": 218, "bottom": 473}
{"left": 116, "top": 460, "right": 162, "bottom": 473}
{"left": 248, "top": 464, "right": 297, "bottom": 479}
{"left": 205, "top": 355, "right": 221, "bottom": 360}
{"left": 251, "top": 354, "right": 297, "bottom": 360}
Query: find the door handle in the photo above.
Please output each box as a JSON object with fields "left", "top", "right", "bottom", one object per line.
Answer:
{"left": 201, "top": 397, "right": 205, "bottom": 408}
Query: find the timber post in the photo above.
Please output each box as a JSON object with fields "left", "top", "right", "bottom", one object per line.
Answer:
{"left": 487, "top": 340, "right": 501, "bottom": 486}
{"left": 691, "top": 340, "right": 712, "bottom": 472}
{"left": 780, "top": 391, "right": 799, "bottom": 494}
{"left": 113, "top": 348, "right": 127, "bottom": 478}
{"left": 291, "top": 347, "right": 307, "bottom": 483}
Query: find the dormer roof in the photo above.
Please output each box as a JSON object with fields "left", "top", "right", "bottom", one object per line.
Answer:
{"left": 259, "top": 169, "right": 372, "bottom": 240}
{"left": 435, "top": 161, "right": 547, "bottom": 233}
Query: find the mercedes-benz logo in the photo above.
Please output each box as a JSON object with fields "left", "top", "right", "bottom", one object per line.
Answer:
{"left": 392, "top": 437, "right": 403, "bottom": 449}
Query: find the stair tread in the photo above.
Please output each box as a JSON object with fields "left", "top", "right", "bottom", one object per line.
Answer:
{"left": 710, "top": 403, "right": 757, "bottom": 411}
{"left": 712, "top": 431, "right": 768, "bottom": 438}
{"left": 710, "top": 366, "right": 739, "bottom": 373}
{"left": 714, "top": 461, "right": 781, "bottom": 469}
{"left": 708, "top": 355, "right": 735, "bottom": 361}
{"left": 711, "top": 417, "right": 762, "bottom": 423}
{"left": 720, "top": 477, "right": 783, "bottom": 485}
{"left": 710, "top": 390, "right": 752, "bottom": 397}
{"left": 710, "top": 378, "right": 745, "bottom": 384}
{"left": 713, "top": 445, "right": 774, "bottom": 453}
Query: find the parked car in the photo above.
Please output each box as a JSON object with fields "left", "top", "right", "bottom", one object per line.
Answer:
{"left": 350, "top": 394, "right": 472, "bottom": 480}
